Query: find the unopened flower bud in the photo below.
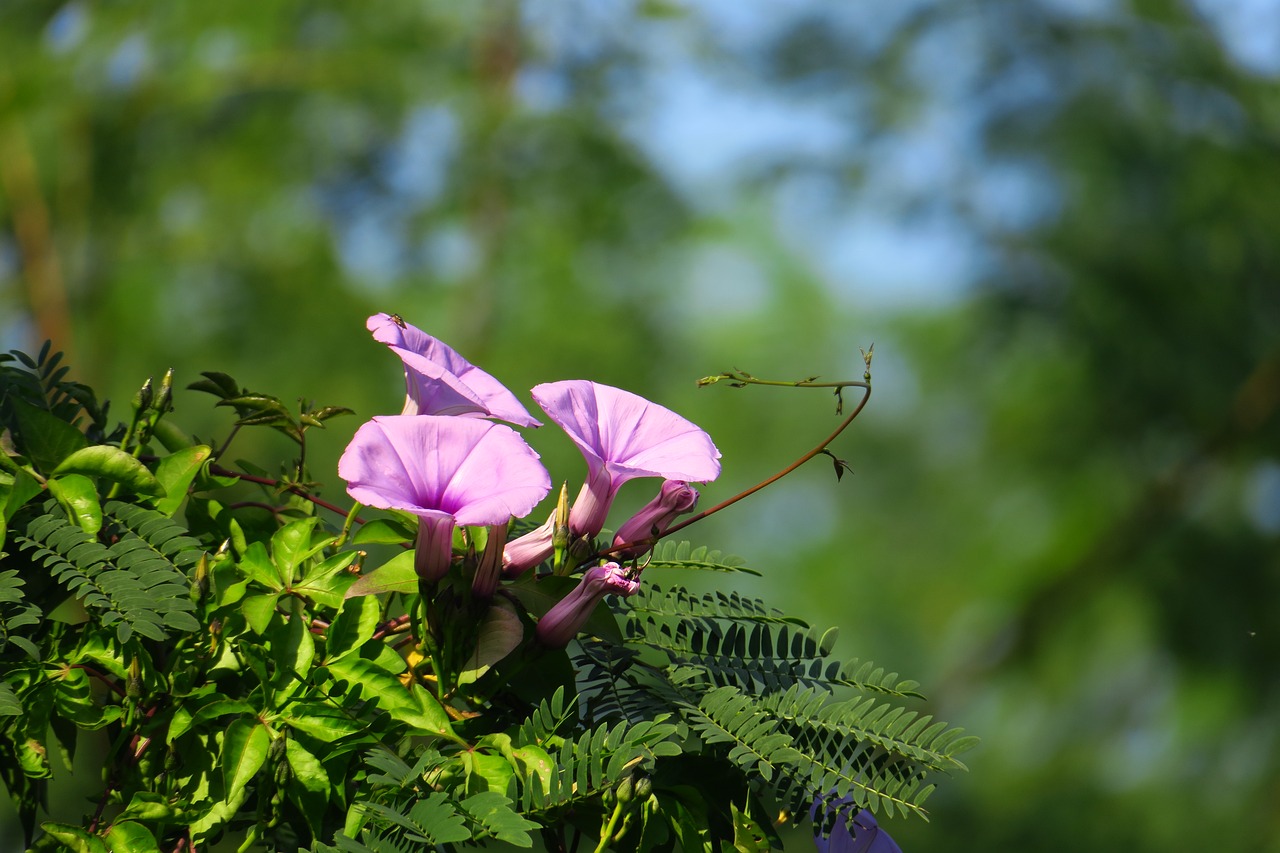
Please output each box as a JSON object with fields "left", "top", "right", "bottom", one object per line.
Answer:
{"left": 133, "top": 378, "right": 154, "bottom": 412}
{"left": 633, "top": 776, "right": 652, "bottom": 799}
{"left": 156, "top": 368, "right": 175, "bottom": 413}
{"left": 612, "top": 480, "right": 699, "bottom": 560}
{"left": 126, "top": 657, "right": 144, "bottom": 700}
{"left": 535, "top": 562, "right": 640, "bottom": 649}
{"left": 615, "top": 775, "right": 634, "bottom": 804}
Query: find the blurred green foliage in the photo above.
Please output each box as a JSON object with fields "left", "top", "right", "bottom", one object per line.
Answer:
{"left": 2, "top": 0, "right": 1278, "bottom": 850}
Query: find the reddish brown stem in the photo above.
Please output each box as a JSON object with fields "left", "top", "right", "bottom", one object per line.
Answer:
{"left": 600, "top": 382, "right": 872, "bottom": 559}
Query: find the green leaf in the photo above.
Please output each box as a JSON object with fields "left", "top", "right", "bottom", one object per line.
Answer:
{"left": 104, "top": 821, "right": 161, "bottom": 853}
{"left": 47, "top": 474, "right": 103, "bottom": 535}
{"left": 36, "top": 823, "right": 108, "bottom": 853}
{"left": 285, "top": 737, "right": 331, "bottom": 794}
{"left": 10, "top": 398, "right": 87, "bottom": 473}
{"left": 345, "top": 550, "right": 416, "bottom": 597}
{"left": 187, "top": 371, "right": 241, "bottom": 400}
{"left": 457, "top": 600, "right": 524, "bottom": 686}
{"left": 238, "top": 541, "right": 283, "bottom": 591}
{"left": 285, "top": 737, "right": 332, "bottom": 836}
{"left": 325, "top": 656, "right": 458, "bottom": 741}
{"left": 293, "top": 549, "right": 358, "bottom": 608}
{"left": 351, "top": 517, "right": 416, "bottom": 545}
{"left": 222, "top": 717, "right": 272, "bottom": 797}
{"left": 53, "top": 446, "right": 165, "bottom": 497}
{"left": 279, "top": 701, "right": 367, "bottom": 741}
{"left": 2, "top": 467, "right": 41, "bottom": 517}
{"left": 118, "top": 791, "right": 177, "bottom": 822}
{"left": 271, "top": 517, "right": 321, "bottom": 585}
{"left": 267, "top": 598, "right": 315, "bottom": 702}
{"left": 0, "top": 682, "right": 22, "bottom": 716}
{"left": 242, "top": 593, "right": 280, "bottom": 635}
{"left": 461, "top": 792, "right": 538, "bottom": 846}
{"left": 0, "top": 468, "right": 42, "bottom": 551}
{"left": 324, "top": 595, "right": 382, "bottom": 666}
{"left": 150, "top": 445, "right": 212, "bottom": 515}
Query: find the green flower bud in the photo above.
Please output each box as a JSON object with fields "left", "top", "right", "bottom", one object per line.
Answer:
{"left": 615, "top": 775, "right": 634, "bottom": 804}
{"left": 133, "top": 377, "right": 154, "bottom": 412}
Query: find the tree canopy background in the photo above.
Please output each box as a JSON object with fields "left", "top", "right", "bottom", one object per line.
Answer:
{"left": 2, "top": 1, "right": 1278, "bottom": 850}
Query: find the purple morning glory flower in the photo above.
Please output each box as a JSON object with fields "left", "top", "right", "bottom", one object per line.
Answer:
{"left": 811, "top": 796, "right": 904, "bottom": 853}
{"left": 531, "top": 380, "right": 720, "bottom": 538}
{"left": 611, "top": 479, "right": 699, "bottom": 560}
{"left": 367, "top": 313, "right": 541, "bottom": 428}
{"left": 339, "top": 415, "right": 551, "bottom": 581}
{"left": 535, "top": 562, "right": 640, "bottom": 649}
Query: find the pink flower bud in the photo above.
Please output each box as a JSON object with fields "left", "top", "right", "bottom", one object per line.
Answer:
{"left": 535, "top": 563, "right": 640, "bottom": 649}
{"left": 612, "top": 480, "right": 699, "bottom": 560}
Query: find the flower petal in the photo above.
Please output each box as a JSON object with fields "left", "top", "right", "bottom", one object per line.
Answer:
{"left": 339, "top": 415, "right": 550, "bottom": 525}
{"left": 367, "top": 313, "right": 542, "bottom": 427}
{"left": 532, "top": 380, "right": 721, "bottom": 485}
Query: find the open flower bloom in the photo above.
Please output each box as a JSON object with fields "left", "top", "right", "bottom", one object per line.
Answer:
{"left": 612, "top": 479, "right": 699, "bottom": 560}
{"left": 811, "top": 796, "right": 903, "bottom": 853}
{"left": 367, "top": 313, "right": 541, "bottom": 428}
{"left": 339, "top": 415, "right": 551, "bottom": 581}
{"left": 535, "top": 562, "right": 640, "bottom": 649}
{"left": 532, "top": 380, "right": 720, "bottom": 538}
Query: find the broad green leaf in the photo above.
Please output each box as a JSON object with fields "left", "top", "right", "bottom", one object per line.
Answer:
{"left": 345, "top": 550, "right": 416, "bottom": 597}
{"left": 293, "top": 549, "right": 358, "bottom": 608}
{"left": 279, "top": 701, "right": 366, "bottom": 741}
{"left": 222, "top": 717, "right": 271, "bottom": 798}
{"left": 285, "top": 737, "right": 331, "bottom": 793}
{"left": 35, "top": 823, "right": 108, "bottom": 853}
{"left": 267, "top": 599, "right": 315, "bottom": 702}
{"left": 150, "top": 445, "right": 212, "bottom": 515}
{"left": 118, "top": 791, "right": 176, "bottom": 822}
{"left": 324, "top": 656, "right": 458, "bottom": 741}
{"left": 1, "top": 468, "right": 41, "bottom": 531}
{"left": 10, "top": 398, "right": 87, "bottom": 473}
{"left": 104, "top": 821, "right": 161, "bottom": 853}
{"left": 241, "top": 593, "right": 280, "bottom": 635}
{"left": 271, "top": 517, "right": 321, "bottom": 584}
{"left": 178, "top": 698, "right": 257, "bottom": 739}
{"left": 47, "top": 474, "right": 103, "bottom": 535}
{"left": 457, "top": 600, "right": 524, "bottom": 686}
{"left": 238, "top": 541, "right": 283, "bottom": 591}
{"left": 285, "top": 737, "right": 331, "bottom": 836}
{"left": 324, "top": 595, "right": 382, "bottom": 665}
{"left": 351, "top": 517, "right": 416, "bottom": 545}
{"left": 460, "top": 750, "right": 515, "bottom": 795}
{"left": 187, "top": 371, "right": 239, "bottom": 399}
{"left": 511, "top": 744, "right": 554, "bottom": 794}
{"left": 53, "top": 446, "right": 165, "bottom": 496}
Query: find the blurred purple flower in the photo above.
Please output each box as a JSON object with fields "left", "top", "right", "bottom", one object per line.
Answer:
{"left": 367, "top": 313, "right": 541, "bottom": 428}
{"left": 339, "top": 415, "right": 550, "bottom": 581}
{"left": 535, "top": 562, "right": 640, "bottom": 649}
{"left": 531, "top": 380, "right": 720, "bottom": 538}
{"left": 811, "top": 796, "right": 903, "bottom": 853}
{"left": 612, "top": 479, "right": 699, "bottom": 559}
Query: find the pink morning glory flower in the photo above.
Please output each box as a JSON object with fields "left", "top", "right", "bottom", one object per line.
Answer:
{"left": 611, "top": 479, "right": 699, "bottom": 560}
{"left": 367, "top": 313, "right": 541, "bottom": 428}
{"left": 339, "top": 415, "right": 551, "bottom": 582}
{"left": 535, "top": 562, "right": 640, "bottom": 649}
{"left": 533, "top": 380, "right": 720, "bottom": 538}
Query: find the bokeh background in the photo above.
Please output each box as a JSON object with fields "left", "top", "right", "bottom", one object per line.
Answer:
{"left": 3, "top": 1, "right": 1279, "bottom": 849}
